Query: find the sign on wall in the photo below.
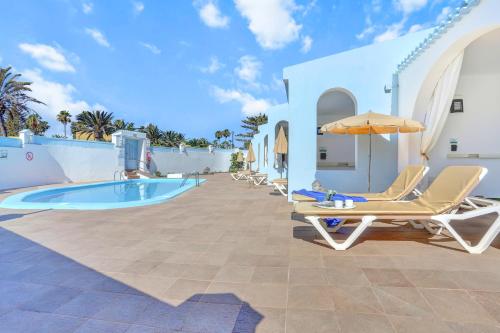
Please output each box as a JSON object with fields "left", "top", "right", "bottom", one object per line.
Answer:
{"left": 26, "top": 152, "right": 34, "bottom": 161}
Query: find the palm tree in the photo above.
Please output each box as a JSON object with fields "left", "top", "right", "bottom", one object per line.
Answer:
{"left": 56, "top": 110, "right": 71, "bottom": 138}
{"left": 141, "top": 123, "right": 163, "bottom": 145}
{"left": 25, "top": 114, "right": 50, "bottom": 135}
{"left": 214, "top": 130, "right": 223, "bottom": 147}
{"left": 0, "top": 67, "right": 44, "bottom": 136}
{"left": 162, "top": 130, "right": 185, "bottom": 147}
{"left": 114, "top": 119, "right": 135, "bottom": 131}
{"left": 75, "top": 110, "right": 114, "bottom": 141}
{"left": 235, "top": 113, "right": 268, "bottom": 146}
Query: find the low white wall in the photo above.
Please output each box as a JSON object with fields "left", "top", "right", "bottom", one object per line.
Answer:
{"left": 0, "top": 144, "right": 67, "bottom": 190}
{"left": 150, "top": 148, "right": 236, "bottom": 174}
{"left": 0, "top": 137, "right": 234, "bottom": 190}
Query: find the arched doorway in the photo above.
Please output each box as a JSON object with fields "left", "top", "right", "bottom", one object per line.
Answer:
{"left": 274, "top": 121, "right": 288, "bottom": 178}
{"left": 316, "top": 89, "right": 356, "bottom": 170}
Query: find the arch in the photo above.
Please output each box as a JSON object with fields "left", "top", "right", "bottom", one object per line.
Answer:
{"left": 274, "top": 120, "right": 289, "bottom": 178}
{"left": 316, "top": 88, "right": 357, "bottom": 170}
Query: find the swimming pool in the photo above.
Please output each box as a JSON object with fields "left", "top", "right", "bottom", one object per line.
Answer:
{"left": 0, "top": 178, "right": 205, "bottom": 210}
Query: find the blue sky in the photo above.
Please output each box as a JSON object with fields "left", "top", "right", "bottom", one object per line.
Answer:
{"left": 0, "top": 0, "right": 459, "bottom": 139}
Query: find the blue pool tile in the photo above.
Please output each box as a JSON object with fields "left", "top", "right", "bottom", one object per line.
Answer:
{"left": 74, "top": 319, "right": 130, "bottom": 333}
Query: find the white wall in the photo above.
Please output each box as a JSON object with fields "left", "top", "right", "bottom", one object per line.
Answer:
{"left": 398, "top": 0, "right": 500, "bottom": 170}
{"left": 427, "top": 29, "right": 500, "bottom": 196}
{"left": 150, "top": 148, "right": 235, "bottom": 174}
{"left": 0, "top": 144, "right": 67, "bottom": 190}
{"left": 0, "top": 138, "right": 234, "bottom": 190}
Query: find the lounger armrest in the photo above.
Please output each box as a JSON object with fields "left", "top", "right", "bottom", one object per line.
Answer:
{"left": 435, "top": 204, "right": 500, "bottom": 221}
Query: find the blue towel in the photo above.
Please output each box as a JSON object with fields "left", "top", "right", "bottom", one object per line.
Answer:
{"left": 292, "top": 189, "right": 368, "bottom": 203}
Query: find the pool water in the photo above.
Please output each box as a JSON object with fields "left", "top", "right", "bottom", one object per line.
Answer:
{"left": 0, "top": 178, "right": 205, "bottom": 210}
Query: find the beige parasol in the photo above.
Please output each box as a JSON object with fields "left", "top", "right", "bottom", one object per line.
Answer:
{"left": 321, "top": 111, "right": 425, "bottom": 191}
{"left": 246, "top": 142, "right": 256, "bottom": 171}
{"left": 274, "top": 126, "right": 288, "bottom": 179}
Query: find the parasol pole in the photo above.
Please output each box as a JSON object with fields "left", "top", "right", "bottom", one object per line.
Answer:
{"left": 368, "top": 129, "right": 372, "bottom": 192}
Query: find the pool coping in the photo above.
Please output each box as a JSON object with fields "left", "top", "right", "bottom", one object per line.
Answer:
{"left": 0, "top": 178, "right": 206, "bottom": 210}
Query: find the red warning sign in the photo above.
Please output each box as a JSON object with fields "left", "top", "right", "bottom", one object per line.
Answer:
{"left": 26, "top": 152, "right": 34, "bottom": 161}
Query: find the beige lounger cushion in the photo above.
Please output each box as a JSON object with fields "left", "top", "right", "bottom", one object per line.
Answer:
{"left": 273, "top": 178, "right": 288, "bottom": 184}
{"left": 292, "top": 165, "right": 426, "bottom": 202}
{"left": 295, "top": 166, "right": 483, "bottom": 217}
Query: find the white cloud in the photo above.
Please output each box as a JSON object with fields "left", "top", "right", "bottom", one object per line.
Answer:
{"left": 201, "top": 56, "right": 223, "bottom": 74}
{"left": 197, "top": 1, "right": 229, "bottom": 28}
{"left": 356, "top": 16, "right": 376, "bottom": 40}
{"left": 19, "top": 43, "right": 75, "bottom": 73}
{"left": 408, "top": 24, "right": 423, "bottom": 33}
{"left": 372, "top": 0, "right": 382, "bottom": 13}
{"left": 82, "top": 2, "right": 93, "bottom": 14}
{"left": 436, "top": 6, "right": 451, "bottom": 23}
{"left": 140, "top": 42, "right": 161, "bottom": 54}
{"left": 394, "top": 0, "right": 428, "bottom": 14}
{"left": 21, "top": 69, "right": 104, "bottom": 129}
{"left": 132, "top": 1, "right": 144, "bottom": 14}
{"left": 234, "top": 0, "right": 302, "bottom": 49}
{"left": 211, "top": 86, "right": 271, "bottom": 115}
{"left": 300, "top": 35, "right": 313, "bottom": 53}
{"left": 374, "top": 19, "right": 405, "bottom": 42}
{"left": 85, "top": 28, "right": 111, "bottom": 48}
{"left": 235, "top": 55, "right": 262, "bottom": 83}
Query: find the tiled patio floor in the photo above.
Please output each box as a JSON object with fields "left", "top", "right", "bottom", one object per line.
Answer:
{"left": 1, "top": 174, "right": 500, "bottom": 332}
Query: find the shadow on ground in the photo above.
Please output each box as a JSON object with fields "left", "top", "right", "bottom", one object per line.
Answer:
{"left": 0, "top": 227, "right": 263, "bottom": 333}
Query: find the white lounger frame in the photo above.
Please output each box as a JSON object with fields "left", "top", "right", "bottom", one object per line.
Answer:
{"left": 231, "top": 171, "right": 251, "bottom": 181}
{"left": 249, "top": 174, "right": 268, "bottom": 186}
{"left": 273, "top": 181, "right": 288, "bottom": 196}
{"left": 304, "top": 168, "right": 500, "bottom": 254}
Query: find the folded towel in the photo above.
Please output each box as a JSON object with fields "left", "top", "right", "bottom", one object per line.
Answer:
{"left": 325, "top": 218, "right": 343, "bottom": 227}
{"left": 293, "top": 189, "right": 367, "bottom": 202}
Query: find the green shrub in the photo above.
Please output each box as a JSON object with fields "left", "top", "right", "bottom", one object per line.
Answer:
{"left": 229, "top": 153, "right": 244, "bottom": 172}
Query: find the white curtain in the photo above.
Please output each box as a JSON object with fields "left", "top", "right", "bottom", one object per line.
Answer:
{"left": 420, "top": 51, "right": 464, "bottom": 161}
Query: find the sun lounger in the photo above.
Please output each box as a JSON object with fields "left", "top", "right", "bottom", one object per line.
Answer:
{"left": 294, "top": 166, "right": 500, "bottom": 254}
{"left": 272, "top": 178, "right": 288, "bottom": 196}
{"left": 230, "top": 170, "right": 254, "bottom": 181}
{"left": 248, "top": 173, "right": 268, "bottom": 185}
{"left": 292, "top": 165, "right": 429, "bottom": 202}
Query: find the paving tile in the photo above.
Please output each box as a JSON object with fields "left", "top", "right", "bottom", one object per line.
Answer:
{"left": 421, "top": 288, "right": 496, "bottom": 323}
{"left": 451, "top": 271, "right": 500, "bottom": 292}
{"left": 330, "top": 285, "right": 384, "bottom": 314}
{"left": 289, "top": 267, "right": 328, "bottom": 285}
{"left": 251, "top": 266, "right": 288, "bottom": 284}
{"left": 163, "top": 278, "right": 210, "bottom": 301}
{"left": 180, "top": 264, "right": 221, "bottom": 280}
{"left": 336, "top": 313, "right": 394, "bottom": 333}
{"left": 93, "top": 294, "right": 153, "bottom": 323}
{"left": 287, "top": 285, "right": 335, "bottom": 310}
{"left": 234, "top": 306, "right": 284, "bottom": 333}
{"left": 201, "top": 282, "right": 247, "bottom": 305}
{"left": 373, "top": 286, "right": 434, "bottom": 318}
{"left": 182, "top": 301, "right": 242, "bottom": 333}
{"left": 389, "top": 315, "right": 455, "bottom": 333}
{"left": 400, "top": 269, "right": 460, "bottom": 289}
{"left": 445, "top": 321, "right": 500, "bottom": 333}
{"left": 74, "top": 319, "right": 130, "bottom": 333}
{"left": 242, "top": 283, "right": 287, "bottom": 308}
{"left": 471, "top": 291, "right": 500, "bottom": 323}
{"left": 285, "top": 308, "right": 339, "bottom": 333}
{"left": 54, "top": 290, "right": 121, "bottom": 317}
{"left": 363, "top": 268, "right": 414, "bottom": 287}
{"left": 0, "top": 309, "right": 85, "bottom": 333}
{"left": 19, "top": 286, "right": 82, "bottom": 313}
{"left": 213, "top": 265, "right": 255, "bottom": 283}
{"left": 325, "top": 267, "right": 370, "bottom": 286}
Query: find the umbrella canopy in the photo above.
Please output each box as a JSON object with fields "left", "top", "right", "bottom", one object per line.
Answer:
{"left": 246, "top": 142, "right": 256, "bottom": 163}
{"left": 236, "top": 151, "right": 244, "bottom": 162}
{"left": 321, "top": 111, "right": 425, "bottom": 135}
{"left": 274, "top": 126, "right": 288, "bottom": 154}
{"left": 320, "top": 111, "right": 425, "bottom": 191}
